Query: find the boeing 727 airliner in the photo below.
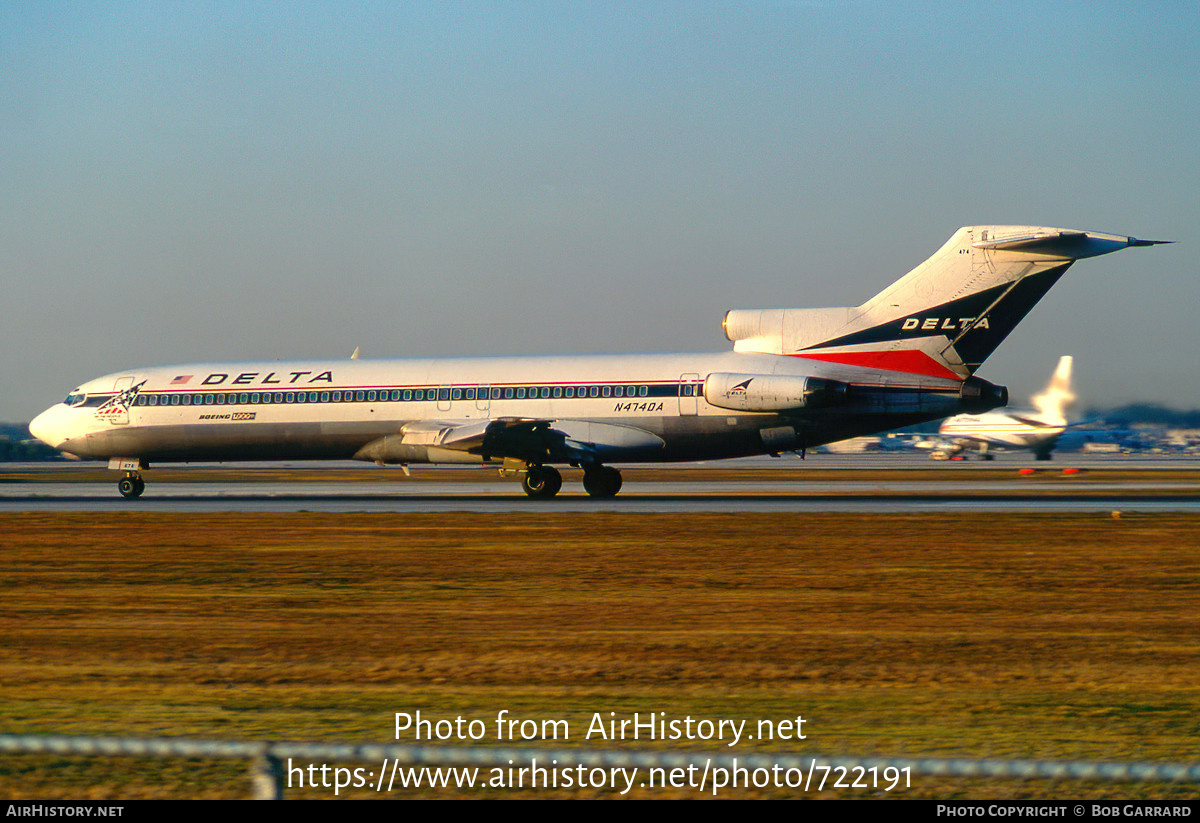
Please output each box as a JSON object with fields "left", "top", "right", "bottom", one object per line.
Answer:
{"left": 29, "top": 226, "right": 1165, "bottom": 498}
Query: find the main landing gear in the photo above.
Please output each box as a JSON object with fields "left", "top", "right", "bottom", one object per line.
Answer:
{"left": 518, "top": 464, "right": 623, "bottom": 499}
{"left": 117, "top": 472, "right": 145, "bottom": 499}
{"left": 582, "top": 465, "right": 622, "bottom": 498}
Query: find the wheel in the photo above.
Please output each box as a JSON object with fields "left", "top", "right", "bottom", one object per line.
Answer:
{"left": 521, "top": 465, "right": 562, "bottom": 498}
{"left": 583, "top": 465, "right": 622, "bottom": 498}
{"left": 118, "top": 476, "right": 145, "bottom": 499}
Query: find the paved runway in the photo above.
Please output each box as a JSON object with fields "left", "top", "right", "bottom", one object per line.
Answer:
{"left": 4, "top": 454, "right": 1200, "bottom": 512}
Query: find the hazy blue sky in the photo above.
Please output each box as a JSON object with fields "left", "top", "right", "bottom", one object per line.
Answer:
{"left": 3, "top": 1, "right": 1197, "bottom": 421}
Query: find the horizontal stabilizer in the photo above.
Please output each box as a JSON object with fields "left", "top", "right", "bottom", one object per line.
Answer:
{"left": 972, "top": 230, "right": 1171, "bottom": 259}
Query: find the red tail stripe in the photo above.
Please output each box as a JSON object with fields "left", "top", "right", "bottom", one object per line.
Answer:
{"left": 789, "top": 350, "right": 961, "bottom": 380}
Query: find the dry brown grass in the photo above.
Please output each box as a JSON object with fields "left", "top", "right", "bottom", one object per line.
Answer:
{"left": 2, "top": 511, "right": 1199, "bottom": 798}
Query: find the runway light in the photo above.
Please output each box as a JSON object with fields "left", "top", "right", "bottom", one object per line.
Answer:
{"left": 1019, "top": 468, "right": 1036, "bottom": 476}
{"left": 1062, "top": 468, "right": 1080, "bottom": 475}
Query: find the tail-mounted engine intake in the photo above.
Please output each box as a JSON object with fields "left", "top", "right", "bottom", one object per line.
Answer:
{"left": 704, "top": 373, "right": 848, "bottom": 413}
{"left": 959, "top": 375, "right": 1008, "bottom": 413}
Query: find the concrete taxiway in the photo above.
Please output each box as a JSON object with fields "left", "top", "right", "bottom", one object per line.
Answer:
{"left": 3, "top": 454, "right": 1200, "bottom": 513}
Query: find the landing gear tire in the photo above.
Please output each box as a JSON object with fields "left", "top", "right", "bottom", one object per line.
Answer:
{"left": 118, "top": 475, "right": 145, "bottom": 499}
{"left": 583, "top": 465, "right": 622, "bottom": 498}
{"left": 522, "top": 465, "right": 562, "bottom": 499}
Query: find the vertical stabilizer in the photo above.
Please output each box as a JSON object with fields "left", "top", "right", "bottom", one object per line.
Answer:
{"left": 1030, "top": 355, "right": 1075, "bottom": 426}
{"left": 723, "top": 227, "right": 1166, "bottom": 379}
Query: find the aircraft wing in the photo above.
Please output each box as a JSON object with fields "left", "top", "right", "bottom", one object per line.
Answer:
{"left": 1006, "top": 413, "right": 1064, "bottom": 429}
{"left": 355, "top": 418, "right": 665, "bottom": 465}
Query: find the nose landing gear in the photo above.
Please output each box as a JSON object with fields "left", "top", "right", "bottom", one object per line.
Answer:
{"left": 117, "top": 473, "right": 145, "bottom": 499}
{"left": 109, "top": 458, "right": 148, "bottom": 499}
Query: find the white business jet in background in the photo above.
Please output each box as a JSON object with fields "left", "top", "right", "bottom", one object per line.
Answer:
{"left": 929, "top": 355, "right": 1076, "bottom": 461}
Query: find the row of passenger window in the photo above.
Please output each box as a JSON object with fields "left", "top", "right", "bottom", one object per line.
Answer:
{"left": 131, "top": 383, "right": 679, "bottom": 407}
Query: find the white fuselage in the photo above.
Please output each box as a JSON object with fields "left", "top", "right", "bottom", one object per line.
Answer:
{"left": 30, "top": 349, "right": 978, "bottom": 467}
{"left": 938, "top": 411, "right": 1066, "bottom": 450}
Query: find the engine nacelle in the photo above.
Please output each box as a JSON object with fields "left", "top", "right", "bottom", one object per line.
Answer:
{"left": 703, "top": 373, "right": 848, "bottom": 412}
{"left": 958, "top": 375, "right": 1008, "bottom": 413}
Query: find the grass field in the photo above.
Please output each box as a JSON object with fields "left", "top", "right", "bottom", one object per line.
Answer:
{"left": 3, "top": 511, "right": 1199, "bottom": 798}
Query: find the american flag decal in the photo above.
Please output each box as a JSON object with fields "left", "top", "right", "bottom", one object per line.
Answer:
{"left": 170, "top": 375, "right": 193, "bottom": 385}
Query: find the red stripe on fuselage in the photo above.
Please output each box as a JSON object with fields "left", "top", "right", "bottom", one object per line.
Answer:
{"left": 790, "top": 350, "right": 961, "bottom": 380}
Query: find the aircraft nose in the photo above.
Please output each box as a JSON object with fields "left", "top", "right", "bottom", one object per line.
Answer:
{"left": 29, "top": 405, "right": 67, "bottom": 449}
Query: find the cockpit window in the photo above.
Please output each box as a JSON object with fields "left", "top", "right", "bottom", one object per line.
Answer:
{"left": 64, "top": 392, "right": 86, "bottom": 407}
